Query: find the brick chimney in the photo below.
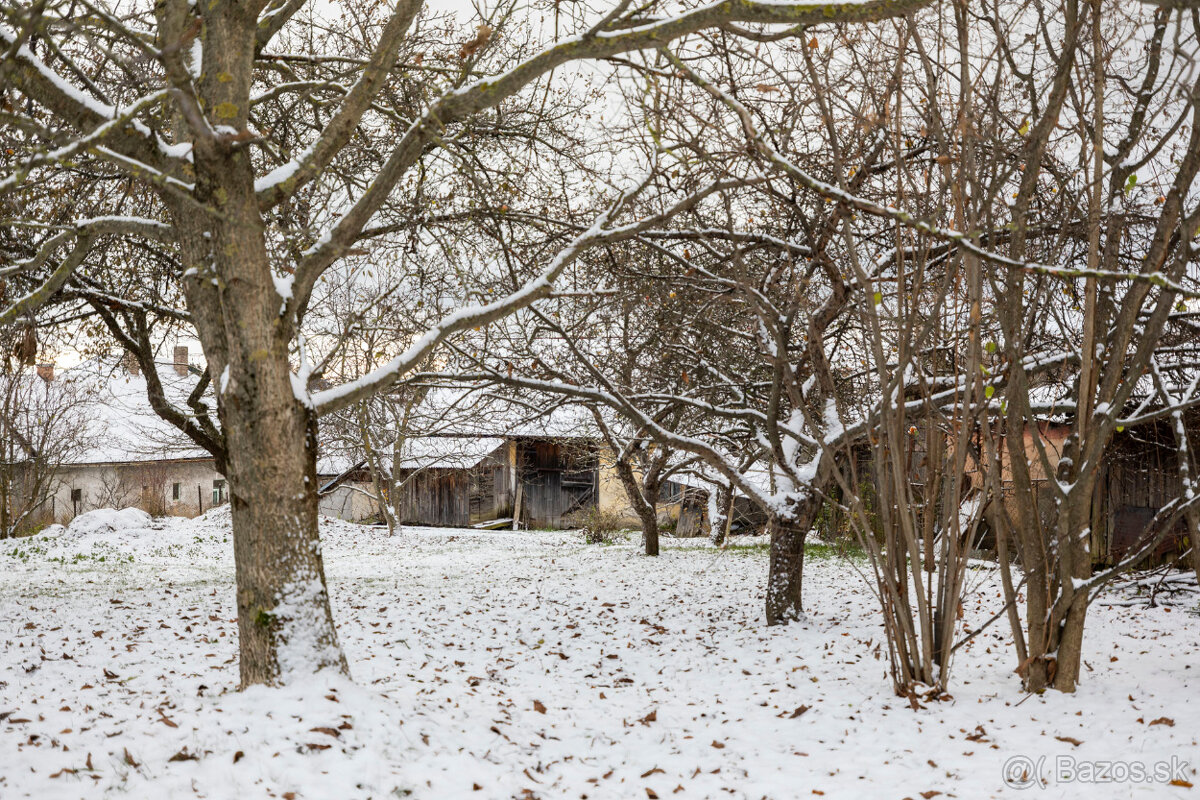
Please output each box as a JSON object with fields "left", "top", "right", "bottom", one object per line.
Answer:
{"left": 36, "top": 362, "right": 54, "bottom": 382}
{"left": 173, "top": 345, "right": 189, "bottom": 376}
{"left": 121, "top": 351, "right": 140, "bottom": 376}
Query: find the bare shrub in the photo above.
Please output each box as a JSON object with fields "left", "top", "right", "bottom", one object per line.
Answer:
{"left": 569, "top": 507, "right": 627, "bottom": 545}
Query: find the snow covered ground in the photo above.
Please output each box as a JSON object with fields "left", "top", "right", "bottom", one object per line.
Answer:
{"left": 1, "top": 509, "right": 1197, "bottom": 799}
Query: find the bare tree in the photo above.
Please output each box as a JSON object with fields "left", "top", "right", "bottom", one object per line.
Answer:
{"left": 93, "top": 468, "right": 133, "bottom": 512}
{"left": 0, "top": 363, "right": 95, "bottom": 535}
{"left": 452, "top": 0, "right": 1200, "bottom": 691}
{"left": 1, "top": 0, "right": 931, "bottom": 684}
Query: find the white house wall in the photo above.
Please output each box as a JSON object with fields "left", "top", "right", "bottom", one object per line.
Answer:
{"left": 49, "top": 460, "right": 226, "bottom": 523}
{"left": 48, "top": 461, "right": 379, "bottom": 524}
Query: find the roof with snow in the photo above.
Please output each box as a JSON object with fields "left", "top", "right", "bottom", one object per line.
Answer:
{"left": 49, "top": 365, "right": 600, "bottom": 475}
{"left": 57, "top": 358, "right": 214, "bottom": 465}
{"left": 396, "top": 386, "right": 601, "bottom": 440}
{"left": 54, "top": 358, "right": 351, "bottom": 473}
{"left": 394, "top": 436, "right": 507, "bottom": 470}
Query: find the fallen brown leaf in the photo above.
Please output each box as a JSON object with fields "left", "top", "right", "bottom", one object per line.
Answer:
{"left": 167, "top": 747, "right": 198, "bottom": 762}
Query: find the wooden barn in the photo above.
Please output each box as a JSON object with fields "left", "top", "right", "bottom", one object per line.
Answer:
{"left": 1094, "top": 422, "right": 1193, "bottom": 566}
{"left": 393, "top": 435, "right": 601, "bottom": 529}
{"left": 988, "top": 415, "right": 1194, "bottom": 568}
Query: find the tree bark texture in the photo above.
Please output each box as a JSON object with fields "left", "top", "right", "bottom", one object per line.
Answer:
{"left": 766, "top": 506, "right": 818, "bottom": 625}
{"left": 171, "top": 75, "right": 348, "bottom": 685}
{"left": 611, "top": 451, "right": 662, "bottom": 557}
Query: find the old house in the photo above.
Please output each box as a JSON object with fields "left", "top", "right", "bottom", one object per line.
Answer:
{"left": 25, "top": 364, "right": 708, "bottom": 534}
{"left": 37, "top": 351, "right": 376, "bottom": 525}
{"left": 385, "top": 435, "right": 598, "bottom": 528}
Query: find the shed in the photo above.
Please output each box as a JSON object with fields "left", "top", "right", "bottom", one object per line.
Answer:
{"left": 392, "top": 435, "right": 599, "bottom": 529}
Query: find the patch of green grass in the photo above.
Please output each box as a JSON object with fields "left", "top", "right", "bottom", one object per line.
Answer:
{"left": 718, "top": 538, "right": 866, "bottom": 561}
{"left": 599, "top": 531, "right": 636, "bottom": 546}
{"left": 723, "top": 541, "right": 769, "bottom": 556}
{"left": 6, "top": 539, "right": 140, "bottom": 567}
{"left": 11, "top": 524, "right": 52, "bottom": 539}
{"left": 6, "top": 541, "right": 48, "bottom": 562}
{"left": 807, "top": 539, "right": 867, "bottom": 561}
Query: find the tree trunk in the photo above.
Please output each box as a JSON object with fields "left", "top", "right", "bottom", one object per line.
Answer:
{"left": 1191, "top": 540, "right": 1200, "bottom": 588}
{"left": 358, "top": 404, "right": 394, "bottom": 535}
{"left": 391, "top": 434, "right": 406, "bottom": 531}
{"left": 0, "top": 466, "right": 9, "bottom": 538}
{"left": 223, "top": 372, "right": 348, "bottom": 687}
{"left": 1185, "top": 507, "right": 1200, "bottom": 587}
{"left": 765, "top": 481, "right": 829, "bottom": 625}
{"left": 710, "top": 486, "right": 733, "bottom": 547}
{"left": 610, "top": 451, "right": 660, "bottom": 557}
{"left": 154, "top": 23, "right": 355, "bottom": 682}
{"left": 173, "top": 136, "right": 348, "bottom": 685}
{"left": 1043, "top": 452, "right": 1095, "bottom": 693}
{"left": 1052, "top": 596, "right": 1088, "bottom": 692}
{"left": 766, "top": 516, "right": 807, "bottom": 625}
{"left": 639, "top": 486, "right": 660, "bottom": 556}
{"left": 1016, "top": 533, "right": 1052, "bottom": 693}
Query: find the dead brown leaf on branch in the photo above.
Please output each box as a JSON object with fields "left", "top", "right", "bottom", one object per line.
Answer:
{"left": 459, "top": 24, "right": 494, "bottom": 60}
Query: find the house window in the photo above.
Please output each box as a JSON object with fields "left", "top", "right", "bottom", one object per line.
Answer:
{"left": 71, "top": 488, "right": 82, "bottom": 502}
{"left": 212, "top": 479, "right": 226, "bottom": 506}
{"left": 172, "top": 482, "right": 181, "bottom": 501}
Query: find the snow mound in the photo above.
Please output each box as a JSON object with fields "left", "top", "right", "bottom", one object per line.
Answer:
{"left": 15, "top": 507, "right": 234, "bottom": 568}
{"left": 64, "top": 507, "right": 153, "bottom": 537}
{"left": 197, "top": 503, "right": 232, "bottom": 527}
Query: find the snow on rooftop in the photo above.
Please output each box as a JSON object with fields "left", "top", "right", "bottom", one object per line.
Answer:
{"left": 60, "top": 358, "right": 213, "bottom": 465}
{"left": 399, "top": 386, "right": 600, "bottom": 439}
{"left": 395, "top": 436, "right": 506, "bottom": 470}
{"left": 52, "top": 362, "right": 594, "bottom": 475}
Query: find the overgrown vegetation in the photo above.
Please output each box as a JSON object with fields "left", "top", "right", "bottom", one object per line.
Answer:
{"left": 569, "top": 508, "right": 629, "bottom": 545}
